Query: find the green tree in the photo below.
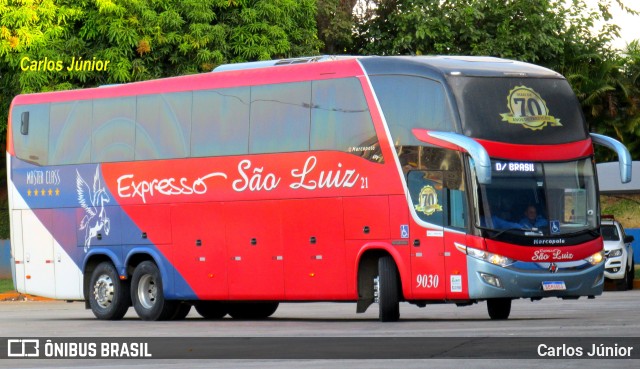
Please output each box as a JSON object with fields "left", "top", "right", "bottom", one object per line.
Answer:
{"left": 0, "top": 0, "right": 321, "bottom": 138}
{"left": 571, "top": 41, "right": 640, "bottom": 161}
{"left": 352, "top": 0, "right": 602, "bottom": 63}
{"left": 316, "top": 0, "right": 357, "bottom": 53}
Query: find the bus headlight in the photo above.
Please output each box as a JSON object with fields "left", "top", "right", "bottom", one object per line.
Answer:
{"left": 455, "top": 243, "right": 515, "bottom": 267}
{"left": 586, "top": 250, "right": 605, "bottom": 265}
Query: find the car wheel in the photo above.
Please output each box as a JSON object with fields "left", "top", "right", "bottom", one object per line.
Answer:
{"left": 626, "top": 259, "right": 635, "bottom": 291}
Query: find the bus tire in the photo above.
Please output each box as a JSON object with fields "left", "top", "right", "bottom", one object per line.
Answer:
{"left": 228, "top": 302, "right": 279, "bottom": 320}
{"left": 170, "top": 302, "right": 192, "bottom": 320}
{"left": 378, "top": 256, "right": 400, "bottom": 322}
{"left": 487, "top": 298, "right": 511, "bottom": 320}
{"left": 89, "top": 261, "right": 130, "bottom": 320}
{"left": 195, "top": 301, "right": 228, "bottom": 320}
{"left": 626, "top": 259, "right": 634, "bottom": 291}
{"left": 131, "top": 261, "right": 177, "bottom": 321}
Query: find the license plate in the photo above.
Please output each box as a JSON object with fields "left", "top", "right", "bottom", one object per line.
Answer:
{"left": 542, "top": 281, "right": 566, "bottom": 291}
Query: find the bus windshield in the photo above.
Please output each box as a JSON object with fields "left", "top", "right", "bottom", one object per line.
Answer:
{"left": 477, "top": 158, "right": 598, "bottom": 237}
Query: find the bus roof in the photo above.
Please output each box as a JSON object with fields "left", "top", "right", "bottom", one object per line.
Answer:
{"left": 358, "top": 55, "right": 563, "bottom": 79}
{"left": 10, "top": 55, "right": 563, "bottom": 106}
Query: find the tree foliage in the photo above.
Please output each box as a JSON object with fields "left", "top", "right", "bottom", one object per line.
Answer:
{"left": 316, "top": 0, "right": 356, "bottom": 53}
{"left": 0, "top": 0, "right": 321, "bottom": 137}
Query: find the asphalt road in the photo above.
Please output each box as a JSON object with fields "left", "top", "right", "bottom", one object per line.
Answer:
{"left": 1, "top": 289, "right": 639, "bottom": 368}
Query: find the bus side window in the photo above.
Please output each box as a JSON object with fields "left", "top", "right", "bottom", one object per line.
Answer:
{"left": 12, "top": 104, "right": 50, "bottom": 166}
{"left": 448, "top": 188, "right": 466, "bottom": 229}
{"left": 408, "top": 170, "right": 444, "bottom": 226}
{"left": 50, "top": 100, "right": 92, "bottom": 165}
{"left": 192, "top": 87, "right": 250, "bottom": 157}
{"left": 92, "top": 97, "right": 135, "bottom": 163}
{"left": 250, "top": 82, "right": 311, "bottom": 154}
{"left": 136, "top": 93, "right": 191, "bottom": 160}
{"left": 369, "top": 75, "right": 454, "bottom": 147}
{"left": 311, "top": 78, "right": 381, "bottom": 162}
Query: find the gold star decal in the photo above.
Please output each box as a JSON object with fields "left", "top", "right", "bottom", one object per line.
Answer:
{"left": 55, "top": 188, "right": 60, "bottom": 196}
{"left": 48, "top": 189, "right": 53, "bottom": 196}
{"left": 27, "top": 189, "right": 32, "bottom": 196}
{"left": 41, "top": 189, "right": 45, "bottom": 196}
{"left": 34, "top": 189, "right": 38, "bottom": 197}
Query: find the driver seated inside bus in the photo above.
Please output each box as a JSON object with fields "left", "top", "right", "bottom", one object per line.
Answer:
{"left": 488, "top": 215, "right": 522, "bottom": 230}
{"left": 519, "top": 205, "right": 548, "bottom": 229}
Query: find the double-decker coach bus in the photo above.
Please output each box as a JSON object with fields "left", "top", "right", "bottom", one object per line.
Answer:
{"left": 7, "top": 56, "right": 631, "bottom": 322}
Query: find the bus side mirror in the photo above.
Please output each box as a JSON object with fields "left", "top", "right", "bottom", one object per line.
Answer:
{"left": 20, "top": 111, "right": 29, "bottom": 135}
{"left": 412, "top": 129, "right": 492, "bottom": 184}
{"left": 624, "top": 235, "right": 634, "bottom": 243}
{"left": 590, "top": 133, "right": 632, "bottom": 183}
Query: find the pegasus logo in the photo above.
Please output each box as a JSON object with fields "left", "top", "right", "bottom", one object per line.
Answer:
{"left": 77, "top": 168, "right": 111, "bottom": 252}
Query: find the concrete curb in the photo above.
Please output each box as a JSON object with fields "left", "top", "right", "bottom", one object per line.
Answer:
{"left": 0, "top": 292, "right": 52, "bottom": 301}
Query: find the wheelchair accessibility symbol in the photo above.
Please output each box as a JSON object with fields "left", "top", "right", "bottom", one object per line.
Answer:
{"left": 550, "top": 220, "right": 560, "bottom": 234}
{"left": 400, "top": 225, "right": 409, "bottom": 239}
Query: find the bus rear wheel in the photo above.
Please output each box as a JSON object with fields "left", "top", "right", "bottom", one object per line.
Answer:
{"left": 131, "top": 261, "right": 178, "bottom": 321}
{"left": 228, "top": 302, "right": 279, "bottom": 320}
{"left": 89, "top": 261, "right": 130, "bottom": 320}
{"left": 487, "top": 298, "right": 511, "bottom": 320}
{"left": 377, "top": 256, "right": 400, "bottom": 322}
{"left": 195, "top": 301, "right": 228, "bottom": 319}
{"left": 170, "top": 302, "right": 192, "bottom": 320}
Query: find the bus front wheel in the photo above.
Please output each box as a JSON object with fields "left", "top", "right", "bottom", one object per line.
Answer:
{"left": 131, "top": 261, "right": 178, "bottom": 321}
{"left": 487, "top": 298, "right": 511, "bottom": 320}
{"left": 377, "top": 256, "right": 400, "bottom": 322}
{"left": 88, "top": 261, "right": 130, "bottom": 320}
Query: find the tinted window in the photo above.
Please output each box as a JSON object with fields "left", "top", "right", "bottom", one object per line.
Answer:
{"left": 12, "top": 103, "right": 50, "bottom": 166}
{"left": 49, "top": 100, "right": 92, "bottom": 165}
{"left": 136, "top": 93, "right": 191, "bottom": 160}
{"left": 370, "top": 75, "right": 454, "bottom": 146}
{"left": 601, "top": 225, "right": 620, "bottom": 241}
{"left": 450, "top": 77, "right": 587, "bottom": 144}
{"left": 250, "top": 82, "right": 311, "bottom": 154}
{"left": 92, "top": 97, "right": 135, "bottom": 162}
{"left": 311, "top": 78, "right": 380, "bottom": 161}
{"left": 192, "top": 87, "right": 250, "bottom": 157}
{"left": 402, "top": 147, "right": 467, "bottom": 229}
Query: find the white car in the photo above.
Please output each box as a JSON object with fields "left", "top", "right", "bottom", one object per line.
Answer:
{"left": 601, "top": 217, "right": 635, "bottom": 290}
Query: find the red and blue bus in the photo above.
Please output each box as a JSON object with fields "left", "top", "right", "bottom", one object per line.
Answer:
{"left": 7, "top": 56, "right": 631, "bottom": 321}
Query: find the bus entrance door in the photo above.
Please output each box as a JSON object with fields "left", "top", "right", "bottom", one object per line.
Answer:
{"left": 407, "top": 170, "right": 446, "bottom": 299}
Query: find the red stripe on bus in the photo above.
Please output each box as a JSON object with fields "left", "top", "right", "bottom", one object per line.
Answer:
{"left": 475, "top": 139, "right": 593, "bottom": 161}
{"left": 10, "top": 59, "right": 365, "bottom": 106}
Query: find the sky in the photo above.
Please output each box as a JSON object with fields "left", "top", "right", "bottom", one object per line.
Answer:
{"left": 584, "top": 0, "right": 639, "bottom": 49}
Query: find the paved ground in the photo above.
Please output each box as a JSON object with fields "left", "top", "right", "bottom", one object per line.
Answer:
{"left": 0, "top": 289, "right": 639, "bottom": 368}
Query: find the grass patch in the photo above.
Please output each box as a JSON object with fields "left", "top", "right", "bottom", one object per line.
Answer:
{"left": 0, "top": 278, "right": 15, "bottom": 294}
{"left": 600, "top": 194, "right": 640, "bottom": 228}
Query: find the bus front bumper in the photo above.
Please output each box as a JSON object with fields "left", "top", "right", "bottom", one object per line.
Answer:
{"left": 466, "top": 256, "right": 605, "bottom": 300}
